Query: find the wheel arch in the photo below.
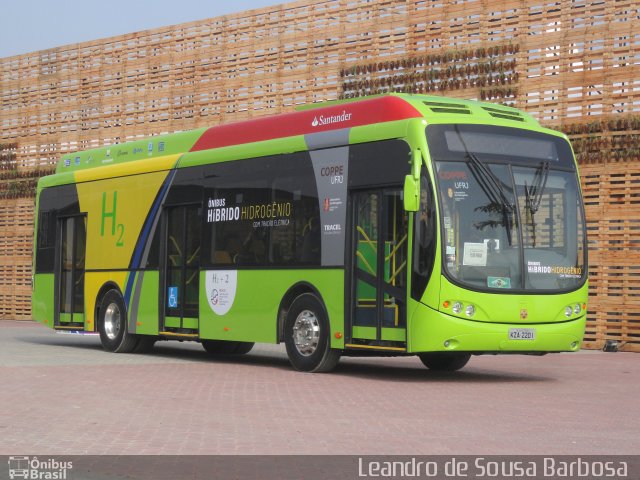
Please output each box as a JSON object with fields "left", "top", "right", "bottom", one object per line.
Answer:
{"left": 277, "top": 281, "right": 328, "bottom": 343}
{"left": 94, "top": 281, "right": 124, "bottom": 331}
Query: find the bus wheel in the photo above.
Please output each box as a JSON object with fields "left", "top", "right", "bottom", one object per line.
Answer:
{"left": 418, "top": 353, "right": 471, "bottom": 371}
{"left": 202, "top": 340, "right": 254, "bottom": 355}
{"left": 284, "top": 293, "right": 341, "bottom": 373}
{"left": 97, "top": 289, "right": 138, "bottom": 353}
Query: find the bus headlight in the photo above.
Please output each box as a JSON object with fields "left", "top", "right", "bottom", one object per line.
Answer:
{"left": 574, "top": 303, "right": 581, "bottom": 315}
{"left": 564, "top": 306, "right": 573, "bottom": 317}
{"left": 465, "top": 305, "right": 475, "bottom": 317}
{"left": 452, "top": 302, "right": 462, "bottom": 314}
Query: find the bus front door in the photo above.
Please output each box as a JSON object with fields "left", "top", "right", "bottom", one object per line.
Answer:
{"left": 350, "top": 189, "right": 408, "bottom": 348}
{"left": 161, "top": 204, "right": 201, "bottom": 333}
{"left": 55, "top": 215, "right": 87, "bottom": 328}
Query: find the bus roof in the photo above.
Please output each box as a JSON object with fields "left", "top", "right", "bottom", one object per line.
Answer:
{"left": 54, "top": 94, "right": 541, "bottom": 174}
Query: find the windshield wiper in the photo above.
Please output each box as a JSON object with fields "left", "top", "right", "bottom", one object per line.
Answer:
{"left": 452, "top": 125, "right": 514, "bottom": 244}
{"left": 525, "top": 161, "right": 550, "bottom": 214}
{"left": 466, "top": 152, "right": 513, "bottom": 213}
{"left": 466, "top": 152, "right": 514, "bottom": 245}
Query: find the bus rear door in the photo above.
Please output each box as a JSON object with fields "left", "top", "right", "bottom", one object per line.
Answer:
{"left": 160, "top": 204, "right": 201, "bottom": 334}
{"left": 55, "top": 214, "right": 87, "bottom": 329}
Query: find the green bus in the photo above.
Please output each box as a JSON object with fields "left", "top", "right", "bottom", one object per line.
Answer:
{"left": 32, "top": 94, "right": 587, "bottom": 372}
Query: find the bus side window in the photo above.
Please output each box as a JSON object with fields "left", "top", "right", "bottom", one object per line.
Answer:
{"left": 271, "top": 176, "right": 320, "bottom": 266}
{"left": 36, "top": 210, "right": 56, "bottom": 273}
{"left": 300, "top": 216, "right": 320, "bottom": 263}
{"left": 411, "top": 176, "right": 436, "bottom": 300}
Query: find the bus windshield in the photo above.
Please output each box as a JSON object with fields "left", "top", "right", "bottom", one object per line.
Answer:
{"left": 427, "top": 124, "right": 587, "bottom": 293}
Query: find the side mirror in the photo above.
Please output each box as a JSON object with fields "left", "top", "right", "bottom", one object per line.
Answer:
{"left": 404, "top": 150, "right": 422, "bottom": 212}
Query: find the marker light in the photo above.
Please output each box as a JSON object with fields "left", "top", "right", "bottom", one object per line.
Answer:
{"left": 564, "top": 306, "right": 573, "bottom": 317}
{"left": 574, "top": 304, "right": 581, "bottom": 315}
{"left": 582, "top": 303, "right": 587, "bottom": 311}
{"left": 452, "top": 302, "right": 463, "bottom": 314}
{"left": 443, "top": 301, "right": 450, "bottom": 309}
{"left": 465, "top": 305, "right": 475, "bottom": 317}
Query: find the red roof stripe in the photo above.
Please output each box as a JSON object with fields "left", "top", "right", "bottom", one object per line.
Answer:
{"left": 189, "top": 96, "right": 423, "bottom": 152}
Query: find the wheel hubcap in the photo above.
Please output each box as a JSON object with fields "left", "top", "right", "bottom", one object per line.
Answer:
{"left": 104, "top": 303, "right": 121, "bottom": 341}
{"left": 292, "top": 310, "right": 320, "bottom": 356}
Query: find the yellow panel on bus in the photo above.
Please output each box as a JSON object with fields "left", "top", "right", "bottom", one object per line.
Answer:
{"left": 76, "top": 170, "right": 170, "bottom": 271}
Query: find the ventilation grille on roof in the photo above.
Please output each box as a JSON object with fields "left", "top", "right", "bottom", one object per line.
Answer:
{"left": 423, "top": 101, "right": 471, "bottom": 115}
{"left": 481, "top": 105, "right": 525, "bottom": 122}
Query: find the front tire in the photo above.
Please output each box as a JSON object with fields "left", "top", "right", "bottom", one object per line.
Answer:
{"left": 97, "top": 289, "right": 138, "bottom": 353}
{"left": 418, "top": 352, "right": 471, "bottom": 371}
{"left": 284, "top": 293, "right": 341, "bottom": 372}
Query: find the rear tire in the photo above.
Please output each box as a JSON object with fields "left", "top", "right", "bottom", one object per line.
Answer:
{"left": 418, "top": 352, "right": 471, "bottom": 371}
{"left": 202, "top": 340, "right": 254, "bottom": 355}
{"left": 97, "top": 289, "right": 138, "bottom": 353}
{"left": 284, "top": 293, "right": 341, "bottom": 372}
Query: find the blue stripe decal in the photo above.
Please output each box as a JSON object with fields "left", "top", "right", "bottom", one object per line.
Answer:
{"left": 124, "top": 169, "right": 176, "bottom": 308}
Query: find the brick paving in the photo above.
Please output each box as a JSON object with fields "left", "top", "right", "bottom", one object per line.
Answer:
{"left": 0, "top": 321, "right": 638, "bottom": 455}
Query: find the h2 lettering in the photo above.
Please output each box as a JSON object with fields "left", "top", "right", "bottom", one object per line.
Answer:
{"left": 101, "top": 191, "right": 125, "bottom": 247}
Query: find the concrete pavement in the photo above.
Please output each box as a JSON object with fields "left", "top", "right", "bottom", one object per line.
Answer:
{"left": 0, "top": 321, "right": 637, "bottom": 455}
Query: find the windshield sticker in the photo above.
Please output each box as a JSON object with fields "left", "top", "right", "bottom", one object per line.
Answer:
{"left": 488, "top": 276, "right": 511, "bottom": 289}
{"left": 449, "top": 186, "right": 469, "bottom": 202}
{"left": 446, "top": 187, "right": 469, "bottom": 202}
{"left": 527, "top": 261, "right": 583, "bottom": 278}
{"left": 445, "top": 245, "right": 456, "bottom": 266}
{"left": 463, "top": 242, "right": 487, "bottom": 266}
{"left": 438, "top": 170, "right": 467, "bottom": 180}
{"left": 484, "top": 238, "right": 500, "bottom": 252}
{"left": 205, "top": 270, "right": 237, "bottom": 316}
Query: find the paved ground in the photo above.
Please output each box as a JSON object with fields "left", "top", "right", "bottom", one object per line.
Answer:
{"left": 0, "top": 320, "right": 638, "bottom": 455}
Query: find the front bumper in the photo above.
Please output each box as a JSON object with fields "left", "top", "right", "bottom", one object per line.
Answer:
{"left": 408, "top": 303, "right": 586, "bottom": 353}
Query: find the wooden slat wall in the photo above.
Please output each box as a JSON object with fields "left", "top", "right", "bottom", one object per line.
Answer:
{"left": 580, "top": 163, "right": 640, "bottom": 351}
{"left": 1, "top": 0, "right": 639, "bottom": 351}
{"left": 0, "top": 199, "right": 34, "bottom": 320}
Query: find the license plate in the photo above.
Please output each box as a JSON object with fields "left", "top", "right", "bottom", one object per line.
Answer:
{"left": 508, "top": 328, "right": 536, "bottom": 340}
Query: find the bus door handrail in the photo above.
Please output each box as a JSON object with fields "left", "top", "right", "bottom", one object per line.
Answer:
{"left": 355, "top": 251, "right": 376, "bottom": 275}
{"left": 356, "top": 226, "right": 377, "bottom": 254}
{"left": 385, "top": 234, "right": 407, "bottom": 262}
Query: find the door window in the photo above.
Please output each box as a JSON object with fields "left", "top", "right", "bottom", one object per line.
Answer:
{"left": 165, "top": 205, "right": 201, "bottom": 319}
{"left": 352, "top": 189, "right": 408, "bottom": 338}
{"left": 59, "top": 215, "right": 86, "bottom": 322}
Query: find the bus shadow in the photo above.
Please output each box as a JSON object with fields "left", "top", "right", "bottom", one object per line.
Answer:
{"left": 16, "top": 335, "right": 104, "bottom": 351}
{"left": 332, "top": 359, "right": 553, "bottom": 383}
{"left": 151, "top": 343, "right": 292, "bottom": 369}
{"left": 16, "top": 335, "right": 552, "bottom": 381}
{"left": 15, "top": 334, "right": 292, "bottom": 369}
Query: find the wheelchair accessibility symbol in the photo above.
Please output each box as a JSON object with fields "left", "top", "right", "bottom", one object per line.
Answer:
{"left": 168, "top": 286, "right": 178, "bottom": 308}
